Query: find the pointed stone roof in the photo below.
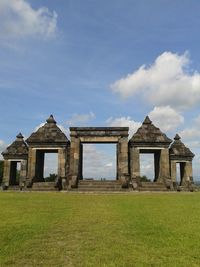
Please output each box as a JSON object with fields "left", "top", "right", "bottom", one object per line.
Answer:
{"left": 129, "top": 116, "right": 172, "bottom": 147}
{"left": 2, "top": 133, "right": 28, "bottom": 159}
{"left": 143, "top": 116, "right": 152, "bottom": 124}
{"left": 26, "top": 115, "right": 70, "bottom": 146}
{"left": 170, "top": 134, "right": 194, "bottom": 160}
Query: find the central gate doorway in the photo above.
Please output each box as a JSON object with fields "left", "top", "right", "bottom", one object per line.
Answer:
{"left": 82, "top": 144, "right": 117, "bottom": 180}
{"left": 69, "top": 127, "right": 129, "bottom": 188}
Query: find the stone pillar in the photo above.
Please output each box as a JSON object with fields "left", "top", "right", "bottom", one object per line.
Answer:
{"left": 69, "top": 137, "right": 81, "bottom": 187}
{"left": 118, "top": 137, "right": 129, "bottom": 184}
{"left": 27, "top": 148, "right": 37, "bottom": 185}
{"left": 187, "top": 161, "right": 193, "bottom": 180}
{"left": 181, "top": 161, "right": 193, "bottom": 185}
{"left": 20, "top": 160, "right": 27, "bottom": 187}
{"left": 65, "top": 146, "right": 70, "bottom": 178}
{"left": 2, "top": 160, "right": 11, "bottom": 187}
{"left": 58, "top": 148, "right": 66, "bottom": 178}
{"left": 129, "top": 147, "right": 140, "bottom": 178}
{"left": 158, "top": 148, "right": 170, "bottom": 181}
{"left": 57, "top": 148, "right": 66, "bottom": 189}
{"left": 170, "top": 160, "right": 177, "bottom": 182}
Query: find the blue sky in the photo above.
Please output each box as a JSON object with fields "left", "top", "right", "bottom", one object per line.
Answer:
{"left": 0, "top": 0, "right": 200, "bottom": 179}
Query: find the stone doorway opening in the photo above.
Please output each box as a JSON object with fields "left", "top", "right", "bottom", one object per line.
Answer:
{"left": 44, "top": 153, "right": 58, "bottom": 182}
{"left": 140, "top": 154, "right": 154, "bottom": 182}
{"left": 176, "top": 162, "right": 186, "bottom": 185}
{"left": 69, "top": 127, "right": 129, "bottom": 188}
{"left": 82, "top": 144, "right": 117, "bottom": 180}
{"left": 139, "top": 149, "right": 161, "bottom": 182}
{"left": 9, "top": 161, "right": 21, "bottom": 186}
{"left": 34, "top": 150, "right": 58, "bottom": 183}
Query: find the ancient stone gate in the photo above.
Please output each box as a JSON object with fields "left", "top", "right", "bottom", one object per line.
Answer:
{"left": 68, "top": 127, "right": 129, "bottom": 187}
{"left": 1, "top": 115, "right": 195, "bottom": 191}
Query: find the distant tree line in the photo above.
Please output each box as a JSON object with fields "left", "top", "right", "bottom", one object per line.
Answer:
{"left": 139, "top": 175, "right": 151, "bottom": 182}
{"left": 44, "top": 173, "right": 57, "bottom": 182}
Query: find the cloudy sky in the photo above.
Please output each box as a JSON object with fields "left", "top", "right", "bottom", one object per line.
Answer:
{"left": 0, "top": 0, "right": 200, "bottom": 180}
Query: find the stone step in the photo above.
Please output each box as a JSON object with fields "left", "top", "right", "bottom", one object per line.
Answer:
{"left": 139, "top": 187, "right": 168, "bottom": 191}
{"left": 70, "top": 188, "right": 128, "bottom": 192}
{"left": 140, "top": 185, "right": 166, "bottom": 189}
{"left": 71, "top": 180, "right": 127, "bottom": 192}
{"left": 78, "top": 185, "right": 122, "bottom": 190}
{"left": 141, "top": 182, "right": 164, "bottom": 187}
{"left": 78, "top": 180, "right": 123, "bottom": 192}
{"left": 139, "top": 182, "right": 167, "bottom": 191}
{"left": 30, "top": 188, "right": 59, "bottom": 191}
{"left": 30, "top": 182, "right": 58, "bottom": 191}
{"left": 177, "top": 186, "right": 190, "bottom": 192}
{"left": 79, "top": 181, "right": 121, "bottom": 185}
{"left": 32, "top": 182, "right": 55, "bottom": 187}
{"left": 79, "top": 180, "right": 121, "bottom": 185}
{"left": 8, "top": 185, "right": 20, "bottom": 191}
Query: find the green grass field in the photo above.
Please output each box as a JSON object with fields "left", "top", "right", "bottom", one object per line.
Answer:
{"left": 0, "top": 192, "right": 200, "bottom": 267}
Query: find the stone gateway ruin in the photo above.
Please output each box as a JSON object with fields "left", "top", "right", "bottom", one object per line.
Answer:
{"left": 1, "top": 115, "right": 195, "bottom": 192}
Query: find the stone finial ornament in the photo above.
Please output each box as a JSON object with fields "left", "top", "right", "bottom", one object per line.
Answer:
{"left": 16, "top": 132, "right": 24, "bottom": 139}
{"left": 46, "top": 114, "right": 56, "bottom": 124}
{"left": 143, "top": 116, "right": 152, "bottom": 124}
{"left": 174, "top": 134, "right": 181, "bottom": 141}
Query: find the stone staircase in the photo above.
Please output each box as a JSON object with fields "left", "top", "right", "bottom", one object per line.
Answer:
{"left": 139, "top": 182, "right": 168, "bottom": 192}
{"left": 30, "top": 182, "right": 59, "bottom": 191}
{"left": 7, "top": 185, "right": 21, "bottom": 191}
{"left": 177, "top": 185, "right": 194, "bottom": 192}
{"left": 70, "top": 180, "right": 128, "bottom": 192}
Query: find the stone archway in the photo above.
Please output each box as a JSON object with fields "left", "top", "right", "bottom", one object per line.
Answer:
{"left": 169, "top": 134, "right": 194, "bottom": 187}
{"left": 26, "top": 115, "right": 70, "bottom": 187}
{"left": 68, "top": 127, "right": 129, "bottom": 188}
{"left": 129, "top": 117, "right": 172, "bottom": 183}
{"left": 1, "top": 133, "right": 28, "bottom": 189}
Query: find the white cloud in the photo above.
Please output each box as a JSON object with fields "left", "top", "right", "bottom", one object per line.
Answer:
{"left": 0, "top": 140, "right": 7, "bottom": 160}
{"left": 66, "top": 112, "right": 95, "bottom": 126}
{"left": 194, "top": 115, "right": 200, "bottom": 126}
{"left": 105, "top": 162, "right": 113, "bottom": 167}
{"left": 148, "top": 106, "right": 184, "bottom": 132}
{"left": 177, "top": 114, "right": 200, "bottom": 180}
{"left": 179, "top": 114, "right": 200, "bottom": 142}
{"left": 83, "top": 144, "right": 116, "bottom": 179}
{"left": 180, "top": 128, "right": 200, "bottom": 141}
{"left": 111, "top": 51, "right": 200, "bottom": 110}
{"left": 0, "top": 0, "right": 57, "bottom": 39}
{"left": 106, "top": 116, "right": 141, "bottom": 138}
{"left": 184, "top": 141, "right": 200, "bottom": 149}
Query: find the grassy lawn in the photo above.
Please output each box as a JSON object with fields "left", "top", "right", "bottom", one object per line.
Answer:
{"left": 0, "top": 192, "right": 200, "bottom": 267}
